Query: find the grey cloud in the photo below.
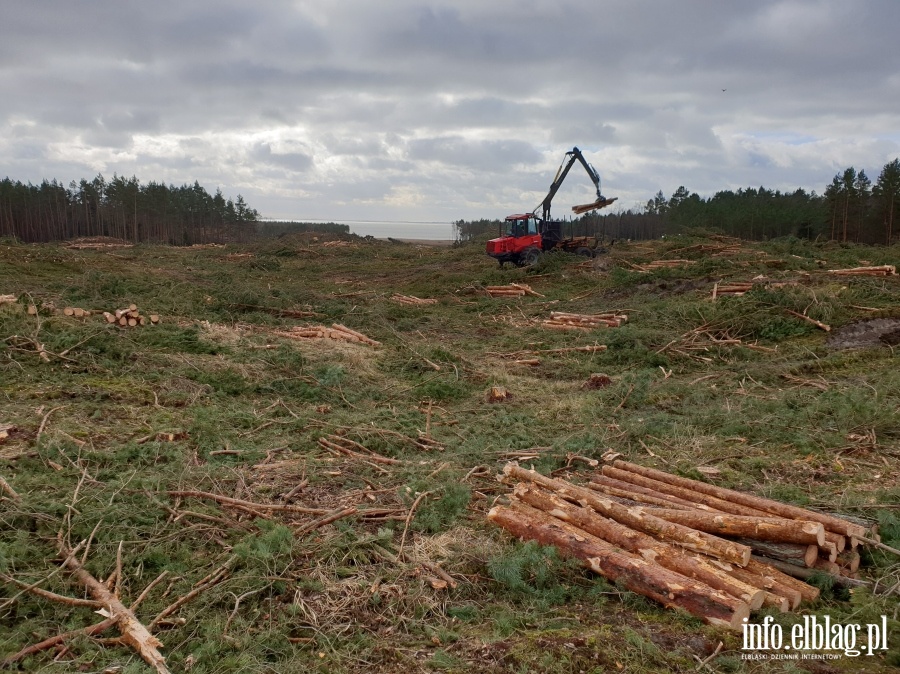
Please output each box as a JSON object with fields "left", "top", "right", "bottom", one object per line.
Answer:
{"left": 249, "top": 143, "right": 314, "bottom": 173}
{"left": 407, "top": 137, "right": 541, "bottom": 170}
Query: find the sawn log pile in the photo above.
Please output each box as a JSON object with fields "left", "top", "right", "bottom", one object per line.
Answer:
{"left": 485, "top": 283, "right": 544, "bottom": 298}
{"left": 490, "top": 460, "right": 878, "bottom": 631}
{"left": 541, "top": 311, "right": 628, "bottom": 330}
{"left": 827, "top": 265, "right": 896, "bottom": 277}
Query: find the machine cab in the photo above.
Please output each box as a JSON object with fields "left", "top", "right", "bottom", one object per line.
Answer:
{"left": 503, "top": 214, "right": 540, "bottom": 238}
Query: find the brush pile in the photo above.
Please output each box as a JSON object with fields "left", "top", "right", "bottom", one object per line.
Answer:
{"left": 541, "top": 311, "right": 627, "bottom": 330}
{"left": 274, "top": 323, "right": 381, "bottom": 346}
{"left": 486, "top": 284, "right": 544, "bottom": 298}
{"left": 490, "top": 460, "right": 877, "bottom": 631}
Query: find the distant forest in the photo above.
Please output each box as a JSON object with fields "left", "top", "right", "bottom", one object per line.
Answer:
{"left": 0, "top": 174, "right": 260, "bottom": 244}
{"left": 3, "top": 159, "right": 898, "bottom": 246}
{"left": 456, "top": 159, "right": 900, "bottom": 245}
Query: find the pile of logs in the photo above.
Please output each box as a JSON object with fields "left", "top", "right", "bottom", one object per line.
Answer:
{"left": 103, "top": 305, "right": 160, "bottom": 327}
{"left": 486, "top": 283, "right": 544, "bottom": 298}
{"left": 392, "top": 294, "right": 438, "bottom": 305}
{"left": 827, "top": 265, "right": 897, "bottom": 277}
{"left": 490, "top": 460, "right": 878, "bottom": 631}
{"left": 712, "top": 282, "right": 754, "bottom": 299}
{"left": 274, "top": 323, "right": 381, "bottom": 346}
{"left": 541, "top": 311, "right": 627, "bottom": 330}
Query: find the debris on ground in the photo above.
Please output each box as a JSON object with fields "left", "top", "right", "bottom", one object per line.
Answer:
{"left": 491, "top": 460, "right": 880, "bottom": 631}
{"left": 273, "top": 323, "right": 381, "bottom": 346}
{"left": 487, "top": 386, "right": 513, "bottom": 403}
{"left": 63, "top": 237, "right": 134, "bottom": 250}
{"left": 634, "top": 259, "right": 695, "bottom": 272}
{"left": 582, "top": 373, "right": 613, "bottom": 389}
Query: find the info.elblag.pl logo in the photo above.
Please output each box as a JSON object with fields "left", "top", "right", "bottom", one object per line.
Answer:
{"left": 741, "top": 615, "right": 890, "bottom": 661}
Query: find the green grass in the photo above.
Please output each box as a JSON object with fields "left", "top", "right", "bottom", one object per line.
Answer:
{"left": 1, "top": 235, "right": 899, "bottom": 672}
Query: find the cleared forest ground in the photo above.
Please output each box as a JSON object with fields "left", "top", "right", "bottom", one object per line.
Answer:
{"left": 1, "top": 233, "right": 899, "bottom": 673}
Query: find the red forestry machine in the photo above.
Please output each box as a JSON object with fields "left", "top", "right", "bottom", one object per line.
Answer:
{"left": 486, "top": 147, "right": 617, "bottom": 267}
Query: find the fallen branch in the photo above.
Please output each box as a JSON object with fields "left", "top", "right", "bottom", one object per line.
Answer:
{"left": 56, "top": 537, "right": 171, "bottom": 674}
{"left": 294, "top": 506, "right": 358, "bottom": 536}
{"left": 784, "top": 309, "right": 831, "bottom": 332}
{"left": 1, "top": 617, "right": 118, "bottom": 666}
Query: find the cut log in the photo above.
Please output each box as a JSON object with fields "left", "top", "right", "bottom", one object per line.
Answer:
{"left": 728, "top": 538, "right": 819, "bottom": 567}
{"left": 590, "top": 474, "right": 722, "bottom": 511}
{"left": 820, "top": 540, "right": 838, "bottom": 562}
{"left": 504, "top": 463, "right": 751, "bottom": 565}
{"left": 601, "top": 465, "right": 774, "bottom": 518}
{"left": 611, "top": 460, "right": 867, "bottom": 539}
{"left": 824, "top": 531, "right": 846, "bottom": 553}
{"left": 641, "top": 508, "right": 825, "bottom": 546}
{"left": 744, "top": 557, "right": 820, "bottom": 604}
{"left": 513, "top": 484, "right": 765, "bottom": 609}
{"left": 489, "top": 502, "right": 750, "bottom": 631}
{"left": 711, "top": 562, "right": 798, "bottom": 611}
{"left": 758, "top": 556, "right": 871, "bottom": 588}
{"left": 331, "top": 323, "right": 381, "bottom": 346}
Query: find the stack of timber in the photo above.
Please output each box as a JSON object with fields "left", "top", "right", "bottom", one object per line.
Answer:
{"left": 490, "top": 461, "right": 877, "bottom": 631}
{"left": 486, "top": 283, "right": 544, "bottom": 298}
{"left": 274, "top": 323, "right": 381, "bottom": 346}
{"left": 541, "top": 311, "right": 627, "bottom": 330}
{"left": 102, "top": 305, "right": 159, "bottom": 327}
{"left": 827, "top": 265, "right": 897, "bottom": 277}
{"left": 712, "top": 282, "right": 754, "bottom": 299}
{"left": 635, "top": 259, "right": 695, "bottom": 272}
{"left": 392, "top": 293, "right": 438, "bottom": 306}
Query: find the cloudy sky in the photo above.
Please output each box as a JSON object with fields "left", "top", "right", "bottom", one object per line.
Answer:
{"left": 3, "top": 1, "right": 899, "bottom": 233}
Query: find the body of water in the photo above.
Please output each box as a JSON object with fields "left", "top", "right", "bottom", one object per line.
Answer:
{"left": 268, "top": 219, "right": 458, "bottom": 240}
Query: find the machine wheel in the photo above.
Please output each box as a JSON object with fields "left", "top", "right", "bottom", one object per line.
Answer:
{"left": 575, "top": 246, "right": 594, "bottom": 258}
{"left": 521, "top": 247, "right": 541, "bottom": 266}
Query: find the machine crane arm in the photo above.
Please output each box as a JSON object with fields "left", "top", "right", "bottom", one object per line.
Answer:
{"left": 536, "top": 146, "right": 603, "bottom": 221}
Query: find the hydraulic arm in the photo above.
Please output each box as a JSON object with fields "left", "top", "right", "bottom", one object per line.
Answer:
{"left": 536, "top": 147, "right": 603, "bottom": 221}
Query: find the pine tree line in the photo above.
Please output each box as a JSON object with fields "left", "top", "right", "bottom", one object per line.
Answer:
{"left": 456, "top": 158, "right": 900, "bottom": 244}
{"left": 647, "top": 158, "right": 900, "bottom": 244}
{"left": 0, "top": 174, "right": 259, "bottom": 244}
